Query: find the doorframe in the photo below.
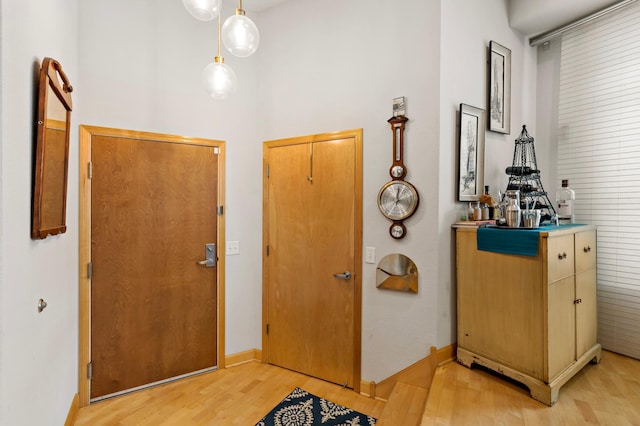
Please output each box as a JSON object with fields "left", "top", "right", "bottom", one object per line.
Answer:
{"left": 261, "top": 128, "right": 363, "bottom": 393}
{"left": 78, "top": 125, "right": 226, "bottom": 406}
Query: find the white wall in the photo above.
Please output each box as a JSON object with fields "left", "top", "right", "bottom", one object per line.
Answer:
{"left": 0, "top": 2, "right": 4, "bottom": 423}
{"left": 536, "top": 40, "right": 562, "bottom": 195}
{"left": 258, "top": 0, "right": 441, "bottom": 382}
{"left": 79, "top": 0, "right": 444, "bottom": 384}
{"left": 77, "top": 0, "right": 263, "bottom": 355}
{"left": 0, "top": 0, "right": 79, "bottom": 424}
{"left": 257, "top": 0, "right": 544, "bottom": 384}
{"left": 0, "top": 2, "right": 4, "bottom": 421}
{"left": 0, "top": 1, "right": 549, "bottom": 422}
{"left": 438, "top": 0, "right": 538, "bottom": 345}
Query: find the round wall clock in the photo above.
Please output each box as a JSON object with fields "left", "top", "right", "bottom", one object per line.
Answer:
{"left": 377, "top": 180, "right": 419, "bottom": 221}
{"left": 377, "top": 114, "right": 420, "bottom": 239}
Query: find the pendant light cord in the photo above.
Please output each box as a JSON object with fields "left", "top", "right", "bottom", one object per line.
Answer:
{"left": 216, "top": 11, "right": 223, "bottom": 62}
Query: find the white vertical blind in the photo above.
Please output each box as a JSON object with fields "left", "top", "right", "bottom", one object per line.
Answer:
{"left": 557, "top": 1, "right": 640, "bottom": 359}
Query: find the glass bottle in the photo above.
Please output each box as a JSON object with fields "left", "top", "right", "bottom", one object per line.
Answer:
{"left": 480, "top": 185, "right": 495, "bottom": 219}
{"left": 473, "top": 202, "right": 482, "bottom": 220}
{"left": 479, "top": 185, "right": 493, "bottom": 205}
{"left": 481, "top": 203, "right": 489, "bottom": 220}
{"left": 556, "top": 179, "right": 575, "bottom": 224}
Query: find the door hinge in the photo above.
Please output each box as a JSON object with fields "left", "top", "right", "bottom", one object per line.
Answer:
{"left": 87, "top": 361, "right": 93, "bottom": 380}
{"left": 266, "top": 164, "right": 270, "bottom": 178}
{"left": 217, "top": 205, "right": 224, "bottom": 216}
{"left": 214, "top": 146, "right": 220, "bottom": 155}
{"left": 266, "top": 245, "right": 269, "bottom": 256}
{"left": 87, "top": 262, "right": 92, "bottom": 280}
{"left": 266, "top": 324, "right": 270, "bottom": 335}
{"left": 88, "top": 162, "right": 93, "bottom": 179}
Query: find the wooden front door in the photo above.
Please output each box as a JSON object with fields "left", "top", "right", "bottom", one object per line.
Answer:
{"left": 88, "top": 129, "right": 222, "bottom": 400}
{"left": 263, "top": 129, "right": 362, "bottom": 390}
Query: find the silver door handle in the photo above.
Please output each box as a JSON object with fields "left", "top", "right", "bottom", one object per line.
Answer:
{"left": 333, "top": 271, "right": 352, "bottom": 280}
{"left": 196, "top": 243, "right": 216, "bottom": 268}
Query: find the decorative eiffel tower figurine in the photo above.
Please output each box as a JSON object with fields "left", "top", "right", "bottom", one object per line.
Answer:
{"left": 504, "top": 125, "right": 557, "bottom": 221}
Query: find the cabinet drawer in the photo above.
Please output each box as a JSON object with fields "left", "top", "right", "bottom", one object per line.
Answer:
{"left": 547, "top": 234, "right": 575, "bottom": 282}
{"left": 575, "top": 230, "right": 597, "bottom": 273}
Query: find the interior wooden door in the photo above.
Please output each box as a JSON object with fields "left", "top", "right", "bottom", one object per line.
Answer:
{"left": 264, "top": 130, "right": 362, "bottom": 389}
{"left": 90, "top": 133, "right": 219, "bottom": 400}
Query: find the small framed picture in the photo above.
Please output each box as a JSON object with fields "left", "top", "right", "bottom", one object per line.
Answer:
{"left": 392, "top": 96, "right": 405, "bottom": 117}
{"left": 457, "top": 103, "right": 485, "bottom": 201}
{"left": 488, "top": 41, "right": 511, "bottom": 134}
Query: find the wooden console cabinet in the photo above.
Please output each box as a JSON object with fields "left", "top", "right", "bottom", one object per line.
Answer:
{"left": 455, "top": 225, "right": 602, "bottom": 406}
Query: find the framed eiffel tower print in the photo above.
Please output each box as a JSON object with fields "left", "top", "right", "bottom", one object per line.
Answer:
{"left": 488, "top": 41, "right": 511, "bottom": 134}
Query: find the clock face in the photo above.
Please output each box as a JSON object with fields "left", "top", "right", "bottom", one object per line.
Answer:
{"left": 377, "top": 180, "right": 419, "bottom": 221}
{"left": 390, "top": 223, "right": 405, "bottom": 239}
{"left": 390, "top": 165, "right": 405, "bottom": 178}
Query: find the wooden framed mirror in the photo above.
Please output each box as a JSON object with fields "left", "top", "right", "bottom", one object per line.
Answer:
{"left": 32, "top": 57, "right": 73, "bottom": 239}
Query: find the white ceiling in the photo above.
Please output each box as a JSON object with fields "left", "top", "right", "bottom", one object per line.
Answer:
{"left": 509, "top": 0, "right": 623, "bottom": 36}
{"left": 237, "top": 0, "right": 626, "bottom": 37}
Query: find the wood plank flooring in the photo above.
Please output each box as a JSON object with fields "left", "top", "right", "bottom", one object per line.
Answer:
{"left": 74, "top": 350, "right": 639, "bottom": 425}
{"left": 422, "top": 350, "right": 640, "bottom": 425}
{"left": 74, "top": 361, "right": 385, "bottom": 425}
{"left": 378, "top": 382, "right": 428, "bottom": 425}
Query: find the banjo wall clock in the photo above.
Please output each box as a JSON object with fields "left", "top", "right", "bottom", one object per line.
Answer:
{"left": 377, "top": 114, "right": 419, "bottom": 239}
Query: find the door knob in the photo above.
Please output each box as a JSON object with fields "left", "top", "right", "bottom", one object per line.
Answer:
{"left": 196, "top": 243, "right": 216, "bottom": 268}
{"left": 333, "top": 271, "right": 352, "bottom": 281}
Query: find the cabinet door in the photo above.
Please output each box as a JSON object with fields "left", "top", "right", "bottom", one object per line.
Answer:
{"left": 456, "top": 230, "right": 544, "bottom": 378}
{"left": 547, "top": 276, "right": 576, "bottom": 381}
{"left": 575, "top": 230, "right": 597, "bottom": 273}
{"left": 576, "top": 268, "right": 597, "bottom": 356}
{"left": 547, "top": 234, "right": 575, "bottom": 282}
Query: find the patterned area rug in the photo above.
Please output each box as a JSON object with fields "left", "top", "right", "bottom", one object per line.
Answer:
{"left": 255, "top": 387, "right": 377, "bottom": 426}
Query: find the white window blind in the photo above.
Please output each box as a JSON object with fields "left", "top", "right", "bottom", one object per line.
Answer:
{"left": 557, "top": 1, "right": 640, "bottom": 360}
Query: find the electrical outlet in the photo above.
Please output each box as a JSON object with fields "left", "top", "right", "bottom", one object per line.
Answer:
{"left": 226, "top": 241, "right": 240, "bottom": 255}
{"left": 365, "top": 247, "right": 376, "bottom": 264}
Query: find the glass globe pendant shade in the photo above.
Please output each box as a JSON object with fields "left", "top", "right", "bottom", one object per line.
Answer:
{"left": 202, "top": 58, "right": 237, "bottom": 99}
{"left": 222, "top": 13, "right": 260, "bottom": 57}
{"left": 182, "top": 0, "right": 221, "bottom": 21}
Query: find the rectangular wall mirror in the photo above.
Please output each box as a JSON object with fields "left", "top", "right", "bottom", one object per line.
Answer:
{"left": 32, "top": 57, "right": 73, "bottom": 239}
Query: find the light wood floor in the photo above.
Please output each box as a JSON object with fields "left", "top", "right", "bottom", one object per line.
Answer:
{"left": 74, "top": 350, "right": 639, "bottom": 425}
{"left": 423, "top": 350, "right": 640, "bottom": 425}
{"left": 74, "top": 361, "right": 385, "bottom": 425}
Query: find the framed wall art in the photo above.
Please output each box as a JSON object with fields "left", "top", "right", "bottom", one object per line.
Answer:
{"left": 488, "top": 41, "right": 511, "bottom": 134}
{"left": 457, "top": 103, "right": 485, "bottom": 201}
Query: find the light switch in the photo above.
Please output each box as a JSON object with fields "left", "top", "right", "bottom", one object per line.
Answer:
{"left": 365, "top": 247, "right": 376, "bottom": 264}
{"left": 227, "top": 241, "right": 240, "bottom": 255}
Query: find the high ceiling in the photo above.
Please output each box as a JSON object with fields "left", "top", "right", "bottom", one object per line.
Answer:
{"left": 237, "top": 0, "right": 626, "bottom": 37}
{"left": 509, "top": 0, "right": 623, "bottom": 36}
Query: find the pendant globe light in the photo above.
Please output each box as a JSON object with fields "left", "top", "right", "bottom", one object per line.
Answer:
{"left": 221, "top": 0, "right": 260, "bottom": 57}
{"left": 202, "top": 13, "right": 237, "bottom": 99}
{"left": 182, "top": 0, "right": 221, "bottom": 21}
